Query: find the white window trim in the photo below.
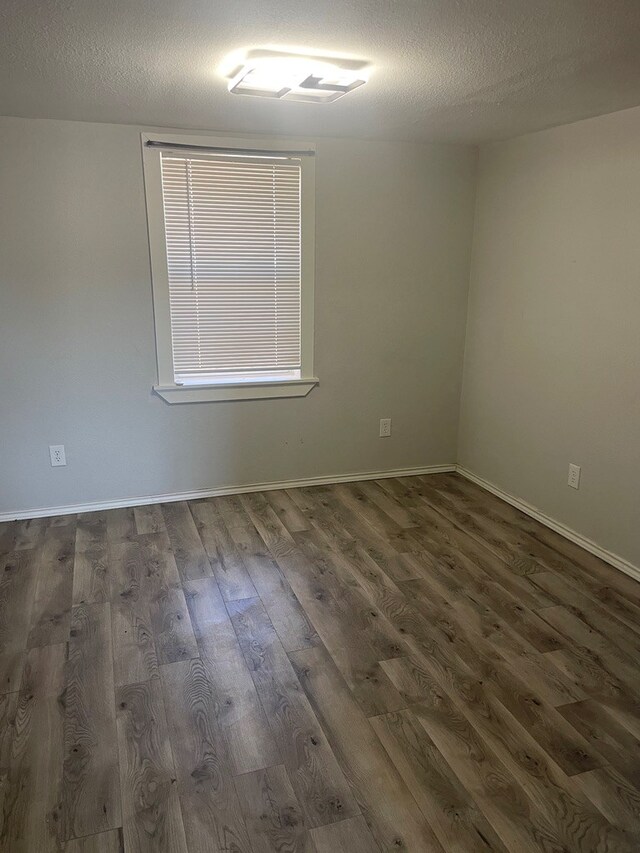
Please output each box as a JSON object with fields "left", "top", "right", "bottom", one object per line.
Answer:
{"left": 141, "top": 132, "right": 318, "bottom": 403}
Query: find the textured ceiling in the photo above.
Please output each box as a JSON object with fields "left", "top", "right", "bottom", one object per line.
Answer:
{"left": 1, "top": 0, "right": 640, "bottom": 142}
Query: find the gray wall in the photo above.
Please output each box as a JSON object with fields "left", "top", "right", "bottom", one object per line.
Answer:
{"left": 459, "top": 106, "right": 640, "bottom": 567}
{"left": 0, "top": 116, "right": 477, "bottom": 513}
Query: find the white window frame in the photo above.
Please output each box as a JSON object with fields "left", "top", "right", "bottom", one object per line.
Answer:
{"left": 141, "top": 132, "right": 318, "bottom": 403}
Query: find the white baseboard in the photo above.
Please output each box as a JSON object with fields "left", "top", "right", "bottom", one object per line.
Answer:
{"left": 456, "top": 466, "right": 640, "bottom": 584}
{"left": 0, "top": 463, "right": 456, "bottom": 523}
{"left": 8, "top": 461, "right": 635, "bottom": 585}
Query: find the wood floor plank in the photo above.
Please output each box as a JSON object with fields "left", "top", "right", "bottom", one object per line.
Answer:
{"left": 397, "top": 558, "right": 528, "bottom": 668}
{"left": 111, "top": 594, "right": 158, "bottom": 688}
{"left": 532, "top": 572, "right": 640, "bottom": 662}
{"left": 379, "top": 657, "right": 591, "bottom": 852}
{"left": 137, "top": 531, "right": 183, "bottom": 595}
{"left": 137, "top": 534, "right": 198, "bottom": 666}
{"left": 133, "top": 504, "right": 167, "bottom": 535}
{"left": 73, "top": 548, "right": 109, "bottom": 607}
{"left": 418, "top": 654, "right": 633, "bottom": 851}
{"left": 380, "top": 656, "right": 442, "bottom": 705}
{"left": 73, "top": 512, "right": 109, "bottom": 606}
{"left": 370, "top": 708, "right": 509, "bottom": 853}
{"left": 557, "top": 699, "right": 640, "bottom": 787}
{"left": 242, "top": 496, "right": 407, "bottom": 714}
{"left": 350, "top": 529, "right": 427, "bottom": 584}
{"left": 3, "top": 647, "right": 65, "bottom": 847}
{"left": 0, "top": 517, "right": 46, "bottom": 553}
{"left": 159, "top": 656, "right": 253, "bottom": 852}
{"left": 229, "top": 522, "right": 320, "bottom": 652}
{"left": 0, "top": 549, "right": 39, "bottom": 694}
{"left": 292, "top": 528, "right": 407, "bottom": 663}
{"left": 310, "top": 814, "right": 380, "bottom": 853}
{"left": 237, "top": 492, "right": 298, "bottom": 560}
{"left": 333, "top": 482, "right": 403, "bottom": 540}
{"left": 398, "top": 495, "right": 556, "bottom": 610}
{"left": 190, "top": 501, "right": 257, "bottom": 601}
{"left": 290, "top": 487, "right": 356, "bottom": 552}
{"left": 435, "top": 476, "right": 640, "bottom": 637}
{"left": 161, "top": 502, "right": 212, "bottom": 582}
{"left": 234, "top": 764, "right": 313, "bottom": 853}
{"left": 356, "top": 479, "right": 420, "bottom": 530}
{"left": 408, "top": 680, "right": 568, "bottom": 852}
{"left": 116, "top": 677, "right": 188, "bottom": 852}
{"left": 0, "top": 642, "right": 67, "bottom": 852}
{"left": 313, "top": 519, "right": 510, "bottom": 678}
{"left": 188, "top": 499, "right": 256, "bottom": 599}
{"left": 75, "top": 512, "right": 108, "bottom": 552}
{"left": 325, "top": 480, "right": 423, "bottom": 562}
{"left": 444, "top": 473, "right": 640, "bottom": 609}
{"left": 497, "top": 649, "right": 587, "bottom": 708}
{"left": 0, "top": 689, "right": 19, "bottom": 822}
{"left": 104, "top": 507, "right": 136, "bottom": 544}
{"left": 182, "top": 577, "right": 240, "bottom": 663}
{"left": 202, "top": 652, "right": 282, "bottom": 776}
{"left": 375, "top": 476, "right": 423, "bottom": 508}
{"left": 63, "top": 602, "right": 121, "bottom": 841}
{"left": 284, "top": 486, "right": 318, "bottom": 515}
{"left": 544, "top": 646, "right": 638, "bottom": 710}
{"left": 290, "top": 643, "right": 445, "bottom": 852}
{"left": 571, "top": 767, "right": 640, "bottom": 836}
{"left": 2, "top": 474, "right": 640, "bottom": 850}
{"left": 0, "top": 520, "right": 17, "bottom": 554}
{"left": 538, "top": 605, "right": 640, "bottom": 699}
{"left": 177, "top": 577, "right": 281, "bottom": 784}
{"left": 401, "top": 579, "right": 602, "bottom": 777}
{"left": 276, "top": 531, "right": 407, "bottom": 714}
{"left": 603, "top": 700, "right": 640, "bottom": 743}
{"left": 228, "top": 597, "right": 360, "bottom": 830}
{"left": 380, "top": 625, "right": 632, "bottom": 853}
{"left": 19, "top": 641, "right": 67, "bottom": 697}
{"left": 148, "top": 583, "right": 199, "bottom": 665}
{"left": 210, "top": 494, "right": 252, "bottom": 530}
{"left": 414, "top": 476, "right": 545, "bottom": 576}
{"left": 263, "top": 489, "right": 311, "bottom": 534}
{"left": 109, "top": 541, "right": 159, "bottom": 687}
{"left": 64, "top": 827, "right": 125, "bottom": 852}
{"left": 27, "top": 522, "right": 76, "bottom": 648}
{"left": 545, "top": 566, "right": 640, "bottom": 640}
{"left": 109, "top": 538, "right": 144, "bottom": 601}
{"left": 184, "top": 577, "right": 282, "bottom": 776}
{"left": 406, "top": 505, "right": 565, "bottom": 653}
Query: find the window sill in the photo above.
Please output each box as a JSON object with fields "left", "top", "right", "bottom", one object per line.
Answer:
{"left": 153, "top": 377, "right": 319, "bottom": 403}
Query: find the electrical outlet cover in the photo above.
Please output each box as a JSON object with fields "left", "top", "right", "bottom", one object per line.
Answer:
{"left": 49, "top": 445, "right": 66, "bottom": 467}
{"left": 568, "top": 463, "right": 581, "bottom": 489}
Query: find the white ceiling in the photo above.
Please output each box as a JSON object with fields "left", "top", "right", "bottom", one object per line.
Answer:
{"left": 1, "top": 0, "right": 640, "bottom": 143}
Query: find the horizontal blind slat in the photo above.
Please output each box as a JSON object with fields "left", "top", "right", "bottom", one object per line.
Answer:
{"left": 160, "top": 151, "right": 302, "bottom": 379}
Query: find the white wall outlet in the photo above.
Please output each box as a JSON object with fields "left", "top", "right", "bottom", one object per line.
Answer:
{"left": 567, "top": 463, "right": 581, "bottom": 489}
{"left": 379, "top": 418, "right": 392, "bottom": 438}
{"left": 49, "top": 445, "right": 66, "bottom": 467}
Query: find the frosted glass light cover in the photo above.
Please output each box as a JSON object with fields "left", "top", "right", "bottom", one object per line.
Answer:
{"left": 223, "top": 49, "right": 370, "bottom": 103}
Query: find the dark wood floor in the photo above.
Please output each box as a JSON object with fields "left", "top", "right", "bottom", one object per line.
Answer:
{"left": 1, "top": 473, "right": 639, "bottom": 852}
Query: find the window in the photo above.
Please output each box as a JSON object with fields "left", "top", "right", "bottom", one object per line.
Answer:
{"left": 142, "top": 133, "right": 317, "bottom": 402}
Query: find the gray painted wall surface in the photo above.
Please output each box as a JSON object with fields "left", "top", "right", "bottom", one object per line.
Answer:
{"left": 459, "top": 106, "right": 640, "bottom": 567}
{"left": 0, "top": 116, "right": 477, "bottom": 512}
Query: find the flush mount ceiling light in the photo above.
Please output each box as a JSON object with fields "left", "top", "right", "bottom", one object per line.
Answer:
{"left": 222, "top": 48, "right": 371, "bottom": 103}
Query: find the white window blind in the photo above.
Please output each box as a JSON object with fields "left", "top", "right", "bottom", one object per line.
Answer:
{"left": 160, "top": 150, "right": 302, "bottom": 385}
